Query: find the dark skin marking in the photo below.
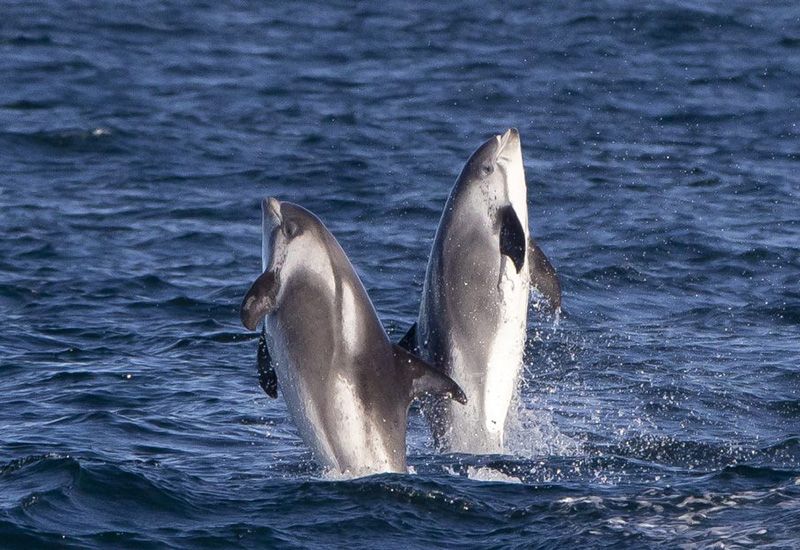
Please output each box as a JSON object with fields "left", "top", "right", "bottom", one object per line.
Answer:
{"left": 397, "top": 322, "right": 418, "bottom": 354}
{"left": 498, "top": 205, "right": 526, "bottom": 273}
{"left": 257, "top": 329, "right": 278, "bottom": 398}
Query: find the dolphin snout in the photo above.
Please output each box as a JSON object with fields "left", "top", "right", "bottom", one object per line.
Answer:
{"left": 263, "top": 197, "right": 282, "bottom": 219}
{"left": 260, "top": 197, "right": 283, "bottom": 272}
{"left": 262, "top": 197, "right": 283, "bottom": 227}
{"left": 497, "top": 128, "right": 520, "bottom": 153}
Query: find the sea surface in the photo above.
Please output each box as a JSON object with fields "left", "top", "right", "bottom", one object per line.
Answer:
{"left": 2, "top": 1, "right": 799, "bottom": 548}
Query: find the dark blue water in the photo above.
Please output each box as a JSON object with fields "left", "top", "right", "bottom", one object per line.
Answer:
{"left": 2, "top": 1, "right": 799, "bottom": 547}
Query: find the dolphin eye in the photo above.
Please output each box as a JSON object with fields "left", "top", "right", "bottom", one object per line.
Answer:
{"left": 481, "top": 163, "right": 494, "bottom": 175}
{"left": 284, "top": 220, "right": 300, "bottom": 238}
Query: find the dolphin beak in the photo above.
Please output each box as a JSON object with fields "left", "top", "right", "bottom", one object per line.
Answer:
{"left": 496, "top": 128, "right": 521, "bottom": 162}
{"left": 261, "top": 197, "right": 282, "bottom": 272}
{"left": 498, "top": 128, "right": 519, "bottom": 152}
{"left": 262, "top": 197, "right": 283, "bottom": 228}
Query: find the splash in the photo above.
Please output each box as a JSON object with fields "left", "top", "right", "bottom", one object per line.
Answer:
{"left": 465, "top": 466, "right": 523, "bottom": 483}
{"left": 504, "top": 393, "right": 582, "bottom": 458}
{"left": 503, "top": 308, "right": 581, "bottom": 458}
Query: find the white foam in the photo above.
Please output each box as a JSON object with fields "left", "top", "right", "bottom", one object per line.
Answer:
{"left": 465, "top": 466, "right": 522, "bottom": 484}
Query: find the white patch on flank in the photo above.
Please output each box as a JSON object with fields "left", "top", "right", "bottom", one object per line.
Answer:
{"left": 340, "top": 283, "right": 357, "bottom": 354}
{"left": 261, "top": 212, "right": 274, "bottom": 272}
{"left": 329, "top": 374, "right": 398, "bottom": 477}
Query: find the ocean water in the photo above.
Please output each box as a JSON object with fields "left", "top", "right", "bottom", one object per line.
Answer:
{"left": 2, "top": 0, "right": 799, "bottom": 547}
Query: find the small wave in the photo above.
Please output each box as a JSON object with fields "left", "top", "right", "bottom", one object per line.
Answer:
{"left": 592, "top": 434, "right": 785, "bottom": 473}
{"left": 709, "top": 463, "right": 800, "bottom": 484}
{"left": 0, "top": 128, "right": 121, "bottom": 154}
{"left": 635, "top": 8, "right": 752, "bottom": 42}
{"left": 566, "top": 15, "right": 600, "bottom": 26}
{"left": 1, "top": 99, "right": 58, "bottom": 110}
{"left": 1, "top": 454, "right": 72, "bottom": 477}
{"left": 581, "top": 264, "right": 647, "bottom": 285}
{"left": 756, "top": 304, "right": 800, "bottom": 326}
{"left": 2, "top": 34, "right": 53, "bottom": 46}
{"left": 1, "top": 453, "right": 202, "bottom": 520}
{"left": 780, "top": 36, "right": 800, "bottom": 48}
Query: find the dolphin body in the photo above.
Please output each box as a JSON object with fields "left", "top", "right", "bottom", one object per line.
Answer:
{"left": 399, "top": 129, "right": 561, "bottom": 455}
{"left": 241, "top": 198, "right": 466, "bottom": 477}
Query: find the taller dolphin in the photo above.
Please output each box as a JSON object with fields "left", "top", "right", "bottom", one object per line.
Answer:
{"left": 241, "top": 198, "right": 466, "bottom": 477}
{"left": 399, "top": 129, "right": 561, "bottom": 454}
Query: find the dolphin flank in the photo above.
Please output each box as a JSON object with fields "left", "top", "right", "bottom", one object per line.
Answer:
{"left": 399, "top": 129, "right": 561, "bottom": 454}
{"left": 241, "top": 198, "right": 466, "bottom": 477}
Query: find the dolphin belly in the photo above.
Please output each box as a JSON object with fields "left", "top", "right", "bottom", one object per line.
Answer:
{"left": 480, "top": 257, "right": 529, "bottom": 451}
{"left": 265, "top": 321, "right": 339, "bottom": 472}
{"left": 267, "top": 317, "right": 407, "bottom": 475}
{"left": 436, "top": 257, "right": 529, "bottom": 454}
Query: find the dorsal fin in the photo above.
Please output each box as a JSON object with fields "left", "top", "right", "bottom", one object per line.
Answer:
{"left": 392, "top": 344, "right": 467, "bottom": 405}
{"left": 528, "top": 237, "right": 562, "bottom": 311}
{"left": 241, "top": 270, "right": 279, "bottom": 331}
{"left": 396, "top": 322, "right": 418, "bottom": 354}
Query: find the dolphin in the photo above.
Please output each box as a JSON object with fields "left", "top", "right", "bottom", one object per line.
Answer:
{"left": 240, "top": 198, "right": 467, "bottom": 477}
{"left": 398, "top": 129, "right": 561, "bottom": 454}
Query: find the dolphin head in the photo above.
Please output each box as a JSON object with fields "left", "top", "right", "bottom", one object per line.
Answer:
{"left": 444, "top": 129, "right": 530, "bottom": 275}
{"left": 241, "top": 197, "right": 331, "bottom": 330}
{"left": 460, "top": 129, "right": 523, "bottom": 182}
{"left": 454, "top": 129, "right": 528, "bottom": 226}
{"left": 260, "top": 197, "right": 330, "bottom": 275}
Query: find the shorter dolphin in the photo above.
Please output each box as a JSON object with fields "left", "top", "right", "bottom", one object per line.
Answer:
{"left": 241, "top": 198, "right": 466, "bottom": 477}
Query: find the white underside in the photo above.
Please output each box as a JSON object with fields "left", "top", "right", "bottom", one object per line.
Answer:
{"left": 267, "top": 322, "right": 403, "bottom": 477}
{"left": 439, "top": 140, "right": 530, "bottom": 454}
{"left": 446, "top": 257, "right": 529, "bottom": 454}
{"left": 328, "top": 375, "right": 400, "bottom": 476}
{"left": 267, "top": 327, "right": 337, "bottom": 470}
{"left": 485, "top": 257, "right": 529, "bottom": 443}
